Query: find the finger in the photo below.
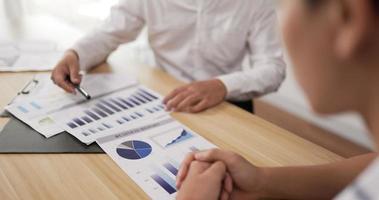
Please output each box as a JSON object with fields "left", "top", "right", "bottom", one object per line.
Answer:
{"left": 204, "top": 161, "right": 226, "bottom": 179}
{"left": 54, "top": 71, "right": 76, "bottom": 93}
{"left": 68, "top": 62, "right": 81, "bottom": 84}
{"left": 163, "top": 86, "right": 186, "bottom": 104}
{"left": 224, "top": 172, "right": 233, "bottom": 194}
{"left": 195, "top": 149, "right": 237, "bottom": 169}
{"left": 187, "top": 161, "right": 211, "bottom": 176}
{"left": 51, "top": 66, "right": 62, "bottom": 84}
{"left": 188, "top": 99, "right": 209, "bottom": 113}
{"left": 166, "top": 91, "right": 191, "bottom": 111}
{"left": 176, "top": 95, "right": 202, "bottom": 112}
{"left": 176, "top": 153, "right": 195, "bottom": 188}
{"left": 220, "top": 190, "right": 230, "bottom": 200}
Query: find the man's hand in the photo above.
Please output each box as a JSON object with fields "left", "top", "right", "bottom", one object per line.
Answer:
{"left": 51, "top": 50, "right": 81, "bottom": 93}
{"left": 177, "top": 149, "right": 265, "bottom": 200}
{"left": 176, "top": 161, "right": 230, "bottom": 200}
{"left": 163, "top": 79, "right": 227, "bottom": 113}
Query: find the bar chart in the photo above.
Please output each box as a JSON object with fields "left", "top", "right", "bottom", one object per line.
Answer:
{"left": 150, "top": 163, "right": 178, "bottom": 194}
{"left": 16, "top": 101, "right": 43, "bottom": 114}
{"left": 6, "top": 73, "right": 138, "bottom": 138}
{"left": 51, "top": 86, "right": 167, "bottom": 144}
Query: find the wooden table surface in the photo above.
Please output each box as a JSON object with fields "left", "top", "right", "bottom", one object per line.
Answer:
{"left": 0, "top": 8, "right": 342, "bottom": 200}
{"left": 0, "top": 63, "right": 343, "bottom": 200}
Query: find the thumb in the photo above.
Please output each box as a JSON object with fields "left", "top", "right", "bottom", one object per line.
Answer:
{"left": 69, "top": 62, "right": 81, "bottom": 84}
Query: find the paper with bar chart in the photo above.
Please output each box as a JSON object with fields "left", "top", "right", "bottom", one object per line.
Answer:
{"left": 96, "top": 115, "right": 216, "bottom": 199}
{"left": 50, "top": 86, "right": 168, "bottom": 144}
{"left": 5, "top": 74, "right": 137, "bottom": 137}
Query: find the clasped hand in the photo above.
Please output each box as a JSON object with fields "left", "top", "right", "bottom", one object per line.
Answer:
{"left": 175, "top": 149, "right": 264, "bottom": 200}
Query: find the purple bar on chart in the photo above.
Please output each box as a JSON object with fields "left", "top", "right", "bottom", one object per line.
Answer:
{"left": 139, "top": 89, "right": 158, "bottom": 100}
{"left": 102, "top": 123, "right": 112, "bottom": 129}
{"left": 100, "top": 99, "right": 121, "bottom": 112}
{"left": 163, "top": 163, "right": 178, "bottom": 176}
{"left": 151, "top": 175, "right": 176, "bottom": 194}
{"left": 96, "top": 103, "right": 114, "bottom": 115}
{"left": 135, "top": 112, "right": 144, "bottom": 117}
{"left": 110, "top": 98, "right": 127, "bottom": 110}
{"left": 132, "top": 94, "right": 146, "bottom": 104}
{"left": 118, "top": 98, "right": 134, "bottom": 108}
{"left": 89, "top": 129, "right": 97, "bottom": 134}
{"left": 128, "top": 97, "right": 140, "bottom": 106}
{"left": 136, "top": 91, "right": 152, "bottom": 102}
{"left": 84, "top": 110, "right": 100, "bottom": 120}
{"left": 93, "top": 108, "right": 107, "bottom": 118}
{"left": 73, "top": 118, "right": 85, "bottom": 126}
{"left": 82, "top": 116, "right": 93, "bottom": 123}
{"left": 82, "top": 131, "right": 90, "bottom": 136}
{"left": 67, "top": 122, "right": 77, "bottom": 129}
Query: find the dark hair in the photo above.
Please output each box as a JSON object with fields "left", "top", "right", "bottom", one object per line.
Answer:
{"left": 306, "top": 0, "right": 379, "bottom": 13}
{"left": 374, "top": 0, "right": 379, "bottom": 12}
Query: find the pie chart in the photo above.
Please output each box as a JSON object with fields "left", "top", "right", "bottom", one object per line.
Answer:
{"left": 116, "top": 140, "right": 152, "bottom": 160}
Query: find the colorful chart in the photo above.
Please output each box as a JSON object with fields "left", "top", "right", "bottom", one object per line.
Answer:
{"left": 117, "top": 140, "right": 152, "bottom": 160}
{"left": 165, "top": 130, "right": 193, "bottom": 147}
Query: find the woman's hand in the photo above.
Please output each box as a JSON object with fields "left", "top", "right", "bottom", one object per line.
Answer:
{"left": 163, "top": 79, "right": 227, "bottom": 113}
{"left": 176, "top": 161, "right": 231, "bottom": 200}
{"left": 177, "top": 149, "right": 265, "bottom": 200}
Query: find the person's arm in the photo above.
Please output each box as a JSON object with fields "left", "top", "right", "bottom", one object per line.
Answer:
{"left": 217, "top": 1, "right": 286, "bottom": 101}
{"left": 72, "top": 0, "right": 145, "bottom": 71}
{"left": 259, "top": 153, "right": 376, "bottom": 199}
{"left": 163, "top": 2, "right": 286, "bottom": 112}
{"left": 177, "top": 149, "right": 377, "bottom": 200}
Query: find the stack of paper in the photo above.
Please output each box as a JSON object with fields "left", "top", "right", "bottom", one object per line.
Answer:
{"left": 5, "top": 74, "right": 217, "bottom": 199}
{"left": 97, "top": 115, "right": 215, "bottom": 199}
{"left": 6, "top": 74, "right": 138, "bottom": 137}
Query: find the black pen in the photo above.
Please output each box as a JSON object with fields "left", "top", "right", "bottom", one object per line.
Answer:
{"left": 74, "top": 84, "right": 91, "bottom": 100}
{"left": 66, "top": 76, "right": 91, "bottom": 100}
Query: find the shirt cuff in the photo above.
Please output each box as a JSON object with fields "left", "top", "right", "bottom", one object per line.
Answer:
{"left": 217, "top": 73, "right": 244, "bottom": 100}
{"left": 70, "top": 43, "right": 92, "bottom": 71}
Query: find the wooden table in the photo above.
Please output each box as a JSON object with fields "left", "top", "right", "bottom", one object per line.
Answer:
{"left": 0, "top": 7, "right": 342, "bottom": 199}
{"left": 0, "top": 62, "right": 342, "bottom": 200}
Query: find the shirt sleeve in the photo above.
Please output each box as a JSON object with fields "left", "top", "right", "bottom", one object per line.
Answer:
{"left": 71, "top": 0, "right": 145, "bottom": 71}
{"left": 217, "top": 2, "right": 286, "bottom": 101}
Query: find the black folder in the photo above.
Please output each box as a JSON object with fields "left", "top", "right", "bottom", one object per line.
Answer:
{"left": 0, "top": 117, "right": 104, "bottom": 153}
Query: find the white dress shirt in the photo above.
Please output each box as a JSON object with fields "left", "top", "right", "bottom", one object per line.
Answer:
{"left": 335, "top": 158, "right": 379, "bottom": 200}
{"left": 72, "top": 0, "right": 286, "bottom": 101}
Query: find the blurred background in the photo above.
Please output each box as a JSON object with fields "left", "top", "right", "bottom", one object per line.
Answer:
{"left": 0, "top": 0, "right": 372, "bottom": 155}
